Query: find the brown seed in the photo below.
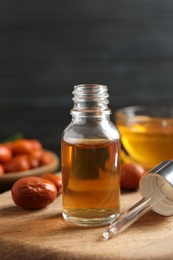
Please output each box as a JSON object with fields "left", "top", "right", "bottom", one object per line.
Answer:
{"left": 42, "top": 173, "right": 62, "bottom": 193}
{"left": 120, "top": 163, "right": 146, "bottom": 190}
{"left": 11, "top": 176, "right": 58, "bottom": 209}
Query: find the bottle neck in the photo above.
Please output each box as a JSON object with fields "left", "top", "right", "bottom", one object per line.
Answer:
{"left": 71, "top": 84, "right": 111, "bottom": 118}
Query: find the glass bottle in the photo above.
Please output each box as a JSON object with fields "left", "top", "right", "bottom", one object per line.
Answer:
{"left": 61, "top": 84, "right": 121, "bottom": 227}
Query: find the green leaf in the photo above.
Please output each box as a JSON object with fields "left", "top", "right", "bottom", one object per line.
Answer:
{"left": 2, "top": 133, "right": 24, "bottom": 143}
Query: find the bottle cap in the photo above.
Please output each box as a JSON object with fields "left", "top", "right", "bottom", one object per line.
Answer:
{"left": 139, "top": 160, "right": 173, "bottom": 216}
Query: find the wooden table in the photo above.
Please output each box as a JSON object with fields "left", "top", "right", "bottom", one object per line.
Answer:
{"left": 0, "top": 189, "right": 173, "bottom": 260}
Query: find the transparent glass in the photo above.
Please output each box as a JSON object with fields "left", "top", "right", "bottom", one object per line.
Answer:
{"left": 116, "top": 105, "right": 173, "bottom": 169}
{"left": 61, "top": 84, "right": 121, "bottom": 226}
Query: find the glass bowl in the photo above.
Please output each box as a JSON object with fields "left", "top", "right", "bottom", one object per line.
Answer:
{"left": 115, "top": 106, "right": 173, "bottom": 169}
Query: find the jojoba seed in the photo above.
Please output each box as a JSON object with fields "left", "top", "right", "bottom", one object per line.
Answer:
{"left": 42, "top": 173, "right": 62, "bottom": 193}
{"left": 11, "top": 139, "right": 34, "bottom": 155}
{"left": 120, "top": 163, "right": 146, "bottom": 190}
{"left": 0, "top": 164, "right": 4, "bottom": 175}
{"left": 11, "top": 176, "right": 58, "bottom": 209}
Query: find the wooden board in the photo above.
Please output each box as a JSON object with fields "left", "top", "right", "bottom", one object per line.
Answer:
{"left": 1, "top": 188, "right": 173, "bottom": 259}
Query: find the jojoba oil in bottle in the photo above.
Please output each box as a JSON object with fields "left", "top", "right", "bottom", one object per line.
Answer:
{"left": 61, "top": 84, "right": 121, "bottom": 226}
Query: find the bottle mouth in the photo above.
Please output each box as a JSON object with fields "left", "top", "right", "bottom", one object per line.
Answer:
{"left": 71, "top": 84, "right": 111, "bottom": 115}
{"left": 73, "top": 84, "right": 109, "bottom": 101}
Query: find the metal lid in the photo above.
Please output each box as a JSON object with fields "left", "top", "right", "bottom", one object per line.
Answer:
{"left": 139, "top": 160, "right": 173, "bottom": 216}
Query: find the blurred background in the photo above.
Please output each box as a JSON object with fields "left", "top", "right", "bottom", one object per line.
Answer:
{"left": 1, "top": 0, "right": 173, "bottom": 160}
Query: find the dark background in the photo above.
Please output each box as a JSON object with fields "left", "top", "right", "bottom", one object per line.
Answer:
{"left": 1, "top": 0, "right": 173, "bottom": 164}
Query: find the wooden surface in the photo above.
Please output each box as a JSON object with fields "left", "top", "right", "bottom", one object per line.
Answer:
{"left": 1, "top": 188, "right": 173, "bottom": 259}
